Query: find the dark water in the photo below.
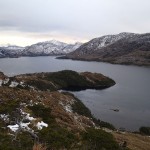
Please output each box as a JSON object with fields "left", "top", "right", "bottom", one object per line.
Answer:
{"left": 0, "top": 56, "right": 150, "bottom": 131}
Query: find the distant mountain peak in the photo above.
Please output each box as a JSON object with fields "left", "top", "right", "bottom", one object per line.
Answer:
{"left": 22, "top": 40, "right": 82, "bottom": 56}
{"left": 0, "top": 40, "right": 82, "bottom": 58}
{"left": 118, "top": 32, "right": 135, "bottom": 35}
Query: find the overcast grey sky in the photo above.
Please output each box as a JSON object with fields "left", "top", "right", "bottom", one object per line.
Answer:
{"left": 0, "top": 0, "right": 150, "bottom": 46}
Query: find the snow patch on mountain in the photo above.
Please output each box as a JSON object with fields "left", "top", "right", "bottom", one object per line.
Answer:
{"left": 23, "top": 40, "right": 82, "bottom": 56}
{"left": 0, "top": 40, "right": 82, "bottom": 58}
{"left": 89, "top": 32, "right": 136, "bottom": 50}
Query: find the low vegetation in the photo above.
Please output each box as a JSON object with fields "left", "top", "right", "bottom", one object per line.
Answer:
{"left": 82, "top": 128, "right": 120, "bottom": 150}
{"left": 0, "top": 70, "right": 132, "bottom": 150}
{"left": 15, "top": 70, "right": 115, "bottom": 91}
{"left": 139, "top": 126, "right": 150, "bottom": 135}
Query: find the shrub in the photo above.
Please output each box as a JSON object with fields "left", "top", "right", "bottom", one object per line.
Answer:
{"left": 27, "top": 104, "right": 54, "bottom": 123}
{"left": 38, "top": 125, "right": 77, "bottom": 149}
{"left": 93, "top": 118, "right": 115, "bottom": 130}
{"left": 139, "top": 127, "right": 150, "bottom": 135}
{"left": 82, "top": 128, "right": 119, "bottom": 150}
{"left": 0, "top": 99, "right": 20, "bottom": 114}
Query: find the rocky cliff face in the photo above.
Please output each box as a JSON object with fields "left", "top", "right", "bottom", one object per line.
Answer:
{"left": 65, "top": 32, "right": 150, "bottom": 66}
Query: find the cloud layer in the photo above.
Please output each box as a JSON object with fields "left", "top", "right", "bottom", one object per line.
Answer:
{"left": 0, "top": 0, "right": 150, "bottom": 46}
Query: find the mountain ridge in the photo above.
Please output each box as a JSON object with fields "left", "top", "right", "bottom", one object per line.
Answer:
{"left": 62, "top": 32, "right": 150, "bottom": 66}
{"left": 0, "top": 40, "right": 82, "bottom": 58}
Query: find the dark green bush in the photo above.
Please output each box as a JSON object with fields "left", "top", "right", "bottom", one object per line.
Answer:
{"left": 38, "top": 125, "right": 77, "bottom": 149}
{"left": 27, "top": 104, "right": 54, "bottom": 123}
{"left": 0, "top": 131, "right": 33, "bottom": 150}
{"left": 72, "top": 97, "right": 92, "bottom": 118}
{"left": 0, "top": 99, "right": 20, "bottom": 114}
{"left": 45, "top": 70, "right": 92, "bottom": 90}
{"left": 93, "top": 118, "right": 115, "bottom": 130}
{"left": 139, "top": 126, "right": 150, "bottom": 135}
{"left": 82, "top": 128, "right": 119, "bottom": 150}
{"left": 26, "top": 79, "right": 55, "bottom": 91}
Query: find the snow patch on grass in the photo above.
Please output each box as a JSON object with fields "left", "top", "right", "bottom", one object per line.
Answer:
{"left": 3, "top": 78, "right": 9, "bottom": 84}
{"left": 7, "top": 124, "right": 19, "bottom": 132}
{"left": 59, "top": 101, "right": 73, "bottom": 113}
{"left": 0, "top": 80, "right": 2, "bottom": 86}
{"left": 0, "top": 114, "right": 9, "bottom": 122}
{"left": 9, "top": 81, "right": 19, "bottom": 87}
{"left": 36, "top": 121, "right": 48, "bottom": 130}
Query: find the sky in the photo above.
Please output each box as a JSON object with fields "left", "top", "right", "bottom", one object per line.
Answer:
{"left": 0, "top": 0, "right": 150, "bottom": 46}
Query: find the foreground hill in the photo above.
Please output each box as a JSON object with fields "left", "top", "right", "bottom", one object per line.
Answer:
{"left": 61, "top": 32, "right": 150, "bottom": 66}
{"left": 0, "top": 70, "right": 122, "bottom": 150}
{"left": 1, "top": 70, "right": 150, "bottom": 149}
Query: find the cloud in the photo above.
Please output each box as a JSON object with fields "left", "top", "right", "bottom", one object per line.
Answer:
{"left": 0, "top": 0, "right": 150, "bottom": 46}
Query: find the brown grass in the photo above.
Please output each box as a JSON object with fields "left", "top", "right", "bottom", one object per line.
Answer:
{"left": 113, "top": 132, "right": 150, "bottom": 150}
{"left": 33, "top": 143, "right": 47, "bottom": 150}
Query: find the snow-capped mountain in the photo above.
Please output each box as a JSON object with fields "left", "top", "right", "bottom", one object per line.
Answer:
{"left": 69, "top": 32, "right": 136, "bottom": 56}
{"left": 65, "top": 32, "right": 150, "bottom": 66}
{"left": 92, "top": 32, "right": 136, "bottom": 49}
{"left": 0, "top": 41, "right": 82, "bottom": 58}
{"left": 0, "top": 45, "right": 25, "bottom": 58}
{"left": 62, "top": 42, "right": 82, "bottom": 53}
{"left": 22, "top": 40, "right": 82, "bottom": 56}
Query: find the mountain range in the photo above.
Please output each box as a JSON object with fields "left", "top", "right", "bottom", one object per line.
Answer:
{"left": 63, "top": 32, "right": 150, "bottom": 66}
{"left": 0, "top": 40, "right": 82, "bottom": 58}
{"left": 1, "top": 33, "right": 150, "bottom": 66}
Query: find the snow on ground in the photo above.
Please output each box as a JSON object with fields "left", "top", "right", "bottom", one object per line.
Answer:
{"left": 9, "top": 81, "right": 19, "bottom": 87}
{"left": 3, "top": 78, "right": 9, "bottom": 84}
{"left": 59, "top": 101, "right": 73, "bottom": 113}
{"left": 20, "top": 122, "right": 31, "bottom": 130}
{"left": 25, "top": 113, "right": 35, "bottom": 121}
{"left": 7, "top": 124, "right": 19, "bottom": 132}
{"left": 20, "top": 81, "right": 26, "bottom": 87}
{"left": 20, "top": 109, "right": 35, "bottom": 121}
{"left": 36, "top": 121, "right": 48, "bottom": 130}
{"left": 7, "top": 122, "right": 31, "bottom": 132}
{"left": 28, "top": 85, "right": 35, "bottom": 90}
{"left": 0, "top": 114, "right": 9, "bottom": 122}
{"left": 0, "top": 78, "right": 10, "bottom": 86}
{"left": 0, "top": 80, "right": 2, "bottom": 86}
{"left": 64, "top": 105, "right": 72, "bottom": 113}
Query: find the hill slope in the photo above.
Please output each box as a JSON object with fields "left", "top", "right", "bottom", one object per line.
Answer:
{"left": 63, "top": 32, "right": 150, "bottom": 66}
{"left": 0, "top": 70, "right": 121, "bottom": 150}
